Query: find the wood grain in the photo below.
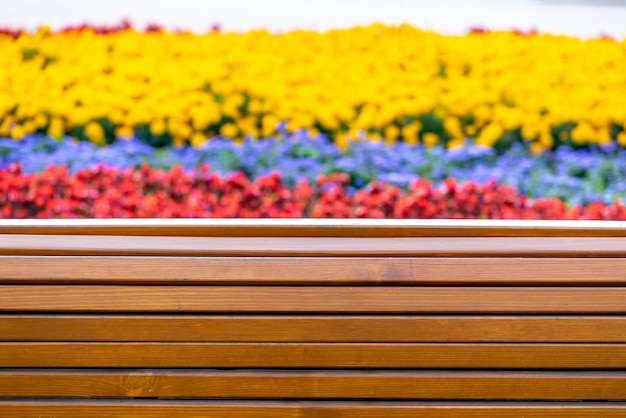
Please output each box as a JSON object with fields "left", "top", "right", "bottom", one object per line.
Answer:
{"left": 1, "top": 400, "right": 626, "bottom": 417}
{"left": 0, "top": 370, "right": 624, "bottom": 400}
{"left": 2, "top": 221, "right": 626, "bottom": 409}
{"left": 3, "top": 218, "right": 626, "bottom": 237}
{"left": 2, "top": 343, "right": 625, "bottom": 368}
{"left": 2, "top": 256, "right": 625, "bottom": 285}
{"left": 1, "top": 286, "right": 625, "bottom": 313}
{"left": 4, "top": 235, "right": 626, "bottom": 257}
{"left": 3, "top": 315, "right": 626, "bottom": 342}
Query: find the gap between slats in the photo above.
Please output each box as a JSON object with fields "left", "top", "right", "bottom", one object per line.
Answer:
{"left": 1, "top": 400, "right": 626, "bottom": 417}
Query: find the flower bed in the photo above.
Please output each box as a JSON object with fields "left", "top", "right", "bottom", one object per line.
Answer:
{"left": 1, "top": 163, "right": 624, "bottom": 219}
{"left": 2, "top": 23, "right": 625, "bottom": 219}
{"left": 1, "top": 24, "right": 625, "bottom": 151}
{"left": 2, "top": 133, "right": 625, "bottom": 206}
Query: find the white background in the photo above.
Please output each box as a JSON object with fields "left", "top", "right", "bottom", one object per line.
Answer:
{"left": 1, "top": 0, "right": 625, "bottom": 38}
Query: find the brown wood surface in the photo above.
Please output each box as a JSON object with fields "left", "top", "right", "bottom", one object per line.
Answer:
{"left": 1, "top": 256, "right": 625, "bottom": 285}
{"left": 3, "top": 219, "right": 626, "bottom": 237}
{"left": 1, "top": 285, "right": 625, "bottom": 313}
{"left": 4, "top": 235, "right": 626, "bottom": 257}
{"left": 0, "top": 370, "right": 624, "bottom": 400}
{"left": 1, "top": 400, "right": 626, "bottom": 417}
{"left": 3, "top": 315, "right": 626, "bottom": 342}
{"left": 2, "top": 343, "right": 625, "bottom": 368}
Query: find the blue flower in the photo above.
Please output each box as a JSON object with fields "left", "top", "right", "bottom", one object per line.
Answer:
{"left": 2, "top": 133, "right": 626, "bottom": 206}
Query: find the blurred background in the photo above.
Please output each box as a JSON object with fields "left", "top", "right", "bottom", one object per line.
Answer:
{"left": 2, "top": 0, "right": 626, "bottom": 219}
{"left": 2, "top": 0, "right": 626, "bottom": 38}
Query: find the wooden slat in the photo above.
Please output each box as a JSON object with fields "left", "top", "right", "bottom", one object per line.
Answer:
{"left": 4, "top": 235, "right": 626, "bottom": 257}
{"left": 3, "top": 218, "right": 626, "bottom": 237}
{"left": 1, "top": 286, "right": 625, "bottom": 313}
{"left": 3, "top": 315, "right": 626, "bottom": 342}
{"left": 1, "top": 400, "right": 626, "bottom": 417}
{"left": 2, "top": 256, "right": 626, "bottom": 285}
{"left": 2, "top": 343, "right": 626, "bottom": 368}
{"left": 0, "top": 370, "right": 624, "bottom": 400}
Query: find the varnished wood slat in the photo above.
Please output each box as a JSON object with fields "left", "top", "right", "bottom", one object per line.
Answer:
{"left": 2, "top": 343, "right": 626, "bottom": 368}
{"left": 1, "top": 286, "right": 625, "bottom": 313}
{"left": 4, "top": 235, "right": 626, "bottom": 257}
{"left": 3, "top": 315, "right": 626, "bottom": 342}
{"left": 1, "top": 400, "right": 626, "bottom": 417}
{"left": 3, "top": 218, "right": 626, "bottom": 237}
{"left": 2, "top": 256, "right": 626, "bottom": 285}
{"left": 0, "top": 370, "right": 624, "bottom": 400}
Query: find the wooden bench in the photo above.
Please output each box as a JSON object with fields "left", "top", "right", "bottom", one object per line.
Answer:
{"left": 0, "top": 219, "right": 625, "bottom": 417}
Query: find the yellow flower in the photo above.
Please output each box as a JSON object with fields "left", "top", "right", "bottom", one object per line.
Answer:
{"left": 443, "top": 117, "right": 462, "bottom": 138}
{"left": 172, "top": 136, "right": 186, "bottom": 148}
{"left": 47, "top": 117, "right": 65, "bottom": 138}
{"left": 149, "top": 119, "right": 166, "bottom": 136}
{"left": 10, "top": 124, "right": 25, "bottom": 140}
{"left": 190, "top": 132, "right": 207, "bottom": 148}
{"left": 539, "top": 131, "right": 554, "bottom": 148}
{"left": 247, "top": 99, "right": 264, "bottom": 114}
{"left": 521, "top": 124, "right": 539, "bottom": 140}
{"left": 475, "top": 123, "right": 503, "bottom": 147}
{"left": 109, "top": 109, "right": 126, "bottom": 125}
{"left": 597, "top": 128, "right": 612, "bottom": 146}
{"left": 473, "top": 105, "right": 492, "bottom": 124}
{"left": 36, "top": 25, "right": 52, "bottom": 37}
{"left": 447, "top": 137, "right": 465, "bottom": 149}
{"left": 571, "top": 122, "right": 594, "bottom": 145}
{"left": 190, "top": 105, "right": 220, "bottom": 131}
{"left": 170, "top": 123, "right": 192, "bottom": 140}
{"left": 423, "top": 132, "right": 439, "bottom": 147}
{"left": 222, "top": 95, "right": 243, "bottom": 118}
{"left": 335, "top": 133, "right": 349, "bottom": 151}
{"left": 384, "top": 125, "right": 400, "bottom": 145}
{"left": 369, "top": 132, "right": 382, "bottom": 143}
{"left": 84, "top": 121, "right": 105, "bottom": 144}
{"left": 220, "top": 122, "right": 238, "bottom": 138}
{"left": 115, "top": 125, "right": 135, "bottom": 138}
{"left": 2, "top": 24, "right": 626, "bottom": 149}
{"left": 402, "top": 121, "right": 421, "bottom": 144}
{"left": 530, "top": 142, "right": 546, "bottom": 155}
{"left": 67, "top": 108, "right": 91, "bottom": 127}
{"left": 34, "top": 113, "right": 48, "bottom": 129}
{"left": 22, "top": 120, "right": 36, "bottom": 134}
{"left": 261, "top": 114, "right": 280, "bottom": 137}
{"left": 0, "top": 118, "right": 12, "bottom": 137}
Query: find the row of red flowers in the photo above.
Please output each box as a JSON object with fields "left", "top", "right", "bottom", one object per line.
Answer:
{"left": 1, "top": 163, "right": 625, "bottom": 219}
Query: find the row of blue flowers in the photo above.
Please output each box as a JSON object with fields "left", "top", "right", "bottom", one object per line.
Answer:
{"left": 2, "top": 131, "right": 624, "bottom": 206}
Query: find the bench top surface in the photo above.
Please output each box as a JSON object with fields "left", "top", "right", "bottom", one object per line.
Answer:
{"left": 1, "top": 218, "right": 624, "bottom": 414}
{"left": 1, "top": 219, "right": 626, "bottom": 237}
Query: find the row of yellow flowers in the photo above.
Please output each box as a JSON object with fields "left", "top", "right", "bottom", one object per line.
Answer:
{"left": 1, "top": 24, "right": 626, "bottom": 150}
